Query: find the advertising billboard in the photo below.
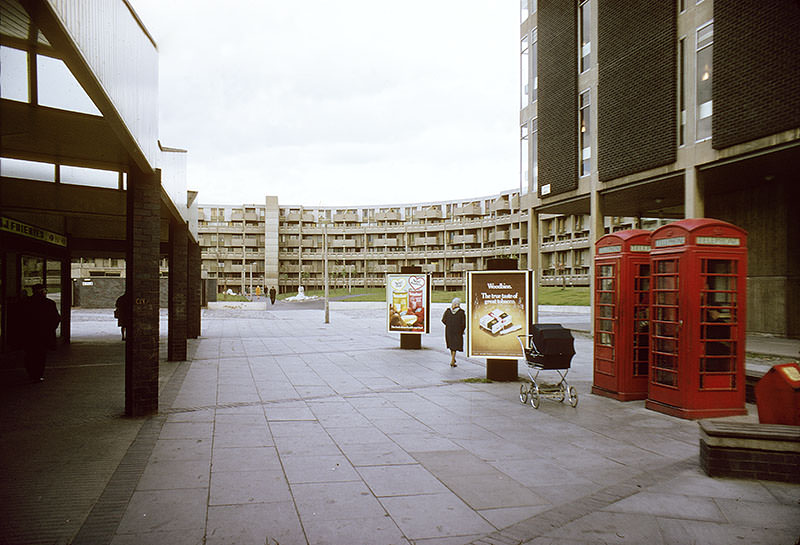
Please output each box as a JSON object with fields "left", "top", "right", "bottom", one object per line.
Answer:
{"left": 467, "top": 270, "right": 531, "bottom": 358}
{"left": 386, "top": 273, "right": 430, "bottom": 334}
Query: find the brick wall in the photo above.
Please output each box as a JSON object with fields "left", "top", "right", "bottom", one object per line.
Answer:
{"left": 700, "top": 440, "right": 800, "bottom": 483}
{"left": 72, "top": 277, "right": 169, "bottom": 309}
{"left": 597, "top": 1, "right": 676, "bottom": 181}
{"left": 538, "top": 0, "right": 578, "bottom": 197}
{"left": 713, "top": 0, "right": 800, "bottom": 149}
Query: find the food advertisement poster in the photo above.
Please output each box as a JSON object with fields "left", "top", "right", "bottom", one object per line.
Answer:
{"left": 467, "top": 270, "right": 530, "bottom": 358}
{"left": 386, "top": 274, "right": 429, "bottom": 334}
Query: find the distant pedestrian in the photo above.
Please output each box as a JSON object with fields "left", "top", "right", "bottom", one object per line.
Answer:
{"left": 269, "top": 286, "right": 277, "bottom": 305}
{"left": 114, "top": 292, "right": 130, "bottom": 340}
{"left": 23, "top": 283, "right": 61, "bottom": 382}
{"left": 441, "top": 297, "right": 466, "bottom": 367}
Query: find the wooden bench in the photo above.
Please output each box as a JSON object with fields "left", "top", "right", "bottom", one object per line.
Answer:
{"left": 699, "top": 420, "right": 800, "bottom": 483}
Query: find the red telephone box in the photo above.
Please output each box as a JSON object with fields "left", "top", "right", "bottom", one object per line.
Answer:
{"left": 646, "top": 218, "right": 748, "bottom": 419}
{"left": 592, "top": 230, "right": 651, "bottom": 400}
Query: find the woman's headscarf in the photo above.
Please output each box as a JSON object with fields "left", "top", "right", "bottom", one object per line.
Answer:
{"left": 451, "top": 297, "right": 461, "bottom": 310}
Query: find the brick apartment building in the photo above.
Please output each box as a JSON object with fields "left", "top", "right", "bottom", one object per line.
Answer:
{"left": 520, "top": 0, "right": 799, "bottom": 337}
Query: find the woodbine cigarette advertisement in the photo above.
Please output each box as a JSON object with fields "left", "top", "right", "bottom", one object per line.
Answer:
{"left": 467, "top": 270, "right": 530, "bottom": 358}
{"left": 386, "top": 274, "right": 429, "bottom": 334}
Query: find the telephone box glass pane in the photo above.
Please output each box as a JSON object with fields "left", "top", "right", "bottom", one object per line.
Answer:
{"left": 594, "top": 263, "right": 616, "bottom": 348}
{"left": 699, "top": 258, "right": 737, "bottom": 390}
{"left": 632, "top": 263, "right": 650, "bottom": 376}
{"left": 651, "top": 258, "right": 679, "bottom": 388}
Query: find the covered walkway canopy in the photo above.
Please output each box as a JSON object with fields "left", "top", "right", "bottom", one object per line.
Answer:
{"left": 1, "top": 0, "right": 201, "bottom": 415}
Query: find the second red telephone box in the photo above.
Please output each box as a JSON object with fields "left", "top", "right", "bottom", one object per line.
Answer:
{"left": 646, "top": 218, "right": 748, "bottom": 419}
{"left": 592, "top": 230, "right": 651, "bottom": 400}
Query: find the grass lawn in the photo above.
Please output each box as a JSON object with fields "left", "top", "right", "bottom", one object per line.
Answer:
{"left": 284, "top": 286, "right": 589, "bottom": 306}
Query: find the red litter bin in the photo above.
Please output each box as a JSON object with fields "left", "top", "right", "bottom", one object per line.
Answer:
{"left": 754, "top": 363, "right": 800, "bottom": 425}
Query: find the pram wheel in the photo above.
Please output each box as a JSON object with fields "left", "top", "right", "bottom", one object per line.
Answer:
{"left": 568, "top": 386, "right": 578, "bottom": 407}
{"left": 530, "top": 384, "right": 540, "bottom": 409}
{"left": 557, "top": 382, "right": 566, "bottom": 403}
{"left": 519, "top": 383, "right": 529, "bottom": 404}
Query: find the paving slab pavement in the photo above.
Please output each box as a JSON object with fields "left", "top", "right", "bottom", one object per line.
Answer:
{"left": 0, "top": 306, "right": 798, "bottom": 545}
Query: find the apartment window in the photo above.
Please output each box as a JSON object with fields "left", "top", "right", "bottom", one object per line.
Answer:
{"left": 579, "top": 0, "right": 591, "bottom": 73}
{"left": 520, "top": 123, "right": 529, "bottom": 194}
{"left": 574, "top": 215, "right": 584, "bottom": 231}
{"left": 678, "top": 37, "right": 687, "bottom": 146}
{"left": 531, "top": 29, "right": 538, "bottom": 102}
{"left": 579, "top": 90, "right": 591, "bottom": 176}
{"left": 521, "top": 36, "right": 529, "bottom": 107}
{"left": 521, "top": 0, "right": 528, "bottom": 22}
{"left": 696, "top": 21, "right": 713, "bottom": 142}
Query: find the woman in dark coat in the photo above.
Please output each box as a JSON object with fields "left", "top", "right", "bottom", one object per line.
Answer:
{"left": 441, "top": 297, "right": 466, "bottom": 367}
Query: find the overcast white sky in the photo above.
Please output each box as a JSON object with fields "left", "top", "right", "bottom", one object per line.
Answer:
{"left": 132, "top": 1, "right": 520, "bottom": 207}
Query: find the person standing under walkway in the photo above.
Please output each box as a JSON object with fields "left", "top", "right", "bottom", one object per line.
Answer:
{"left": 442, "top": 297, "right": 466, "bottom": 367}
{"left": 23, "top": 283, "right": 61, "bottom": 382}
{"left": 269, "top": 286, "right": 277, "bottom": 305}
{"left": 114, "top": 292, "right": 130, "bottom": 340}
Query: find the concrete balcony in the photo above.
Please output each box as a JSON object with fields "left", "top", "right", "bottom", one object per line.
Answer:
{"left": 375, "top": 211, "right": 401, "bottom": 222}
{"left": 489, "top": 230, "right": 510, "bottom": 242}
{"left": 491, "top": 198, "right": 511, "bottom": 213}
{"left": 452, "top": 234, "right": 477, "bottom": 244}
{"left": 333, "top": 212, "right": 360, "bottom": 223}
{"left": 329, "top": 239, "right": 357, "bottom": 248}
{"left": 454, "top": 203, "right": 482, "bottom": 216}
{"left": 451, "top": 262, "right": 477, "bottom": 272}
{"left": 372, "top": 238, "right": 398, "bottom": 247}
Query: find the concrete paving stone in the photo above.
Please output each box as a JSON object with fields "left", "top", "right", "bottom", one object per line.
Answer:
{"left": 148, "top": 438, "right": 212, "bottom": 462}
{"left": 477, "top": 505, "right": 553, "bottom": 531}
{"left": 762, "top": 481, "right": 800, "bottom": 505}
{"left": 281, "top": 454, "right": 361, "bottom": 484}
{"left": 213, "top": 413, "right": 267, "bottom": 427}
{"left": 213, "top": 428, "right": 273, "bottom": 448}
{"left": 602, "top": 491, "right": 726, "bottom": 521}
{"left": 339, "top": 440, "right": 418, "bottom": 467}
{"left": 315, "top": 411, "right": 373, "bottom": 428}
{"left": 452, "top": 437, "right": 529, "bottom": 463}
{"left": 714, "top": 497, "right": 800, "bottom": 530}
{"left": 159, "top": 421, "right": 214, "bottom": 440}
{"left": 295, "top": 384, "right": 339, "bottom": 398}
{"left": 211, "top": 446, "right": 282, "bottom": 472}
{"left": 272, "top": 432, "right": 342, "bottom": 457}
{"left": 379, "top": 491, "right": 496, "bottom": 540}
{"left": 370, "top": 416, "right": 437, "bottom": 435}
{"left": 213, "top": 404, "right": 266, "bottom": 415}
{"left": 346, "top": 395, "right": 396, "bottom": 409}
{"left": 209, "top": 469, "right": 292, "bottom": 505}
{"left": 413, "top": 450, "right": 501, "bottom": 477}
{"left": 656, "top": 517, "right": 800, "bottom": 545}
{"left": 135, "top": 459, "right": 210, "bottom": 490}
{"left": 486, "top": 459, "right": 593, "bottom": 489}
{"left": 654, "top": 469, "right": 780, "bottom": 502}
{"left": 537, "top": 510, "right": 665, "bottom": 544}
{"left": 291, "top": 481, "right": 388, "bottom": 521}
{"left": 357, "top": 406, "right": 412, "bottom": 420}
{"left": 269, "top": 420, "right": 326, "bottom": 437}
{"left": 115, "top": 488, "right": 208, "bottom": 534}
{"left": 357, "top": 463, "right": 450, "bottom": 497}
{"left": 205, "top": 501, "right": 306, "bottom": 545}
{"left": 326, "top": 425, "right": 391, "bottom": 446}
{"left": 216, "top": 389, "right": 261, "bottom": 404}
{"left": 165, "top": 409, "right": 216, "bottom": 423}
{"left": 413, "top": 536, "right": 487, "bottom": 545}
{"left": 442, "top": 471, "right": 550, "bottom": 510}
{"left": 391, "top": 432, "right": 461, "bottom": 453}
{"left": 301, "top": 515, "right": 410, "bottom": 545}
{"left": 110, "top": 528, "right": 206, "bottom": 545}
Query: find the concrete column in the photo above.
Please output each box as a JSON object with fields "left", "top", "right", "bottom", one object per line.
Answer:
{"left": 187, "top": 239, "right": 201, "bottom": 339}
{"left": 684, "top": 166, "right": 704, "bottom": 218}
{"left": 168, "top": 220, "right": 188, "bottom": 361}
{"left": 528, "top": 208, "right": 540, "bottom": 324}
{"left": 125, "top": 167, "right": 161, "bottom": 417}
{"left": 590, "top": 189, "right": 604, "bottom": 337}
{"left": 60, "top": 257, "right": 71, "bottom": 343}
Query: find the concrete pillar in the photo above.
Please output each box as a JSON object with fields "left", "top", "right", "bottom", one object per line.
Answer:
{"left": 590, "top": 190, "right": 604, "bottom": 338}
{"left": 684, "top": 166, "right": 704, "bottom": 218}
{"left": 126, "top": 167, "right": 161, "bottom": 417}
{"left": 187, "top": 239, "right": 201, "bottom": 339}
{"left": 168, "top": 220, "right": 188, "bottom": 361}
{"left": 60, "top": 257, "right": 71, "bottom": 343}
{"left": 528, "top": 208, "right": 540, "bottom": 324}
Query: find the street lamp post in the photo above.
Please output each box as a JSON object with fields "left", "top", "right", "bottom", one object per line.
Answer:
{"left": 323, "top": 222, "right": 330, "bottom": 323}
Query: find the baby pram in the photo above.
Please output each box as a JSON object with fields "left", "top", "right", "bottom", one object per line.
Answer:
{"left": 517, "top": 324, "right": 578, "bottom": 408}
